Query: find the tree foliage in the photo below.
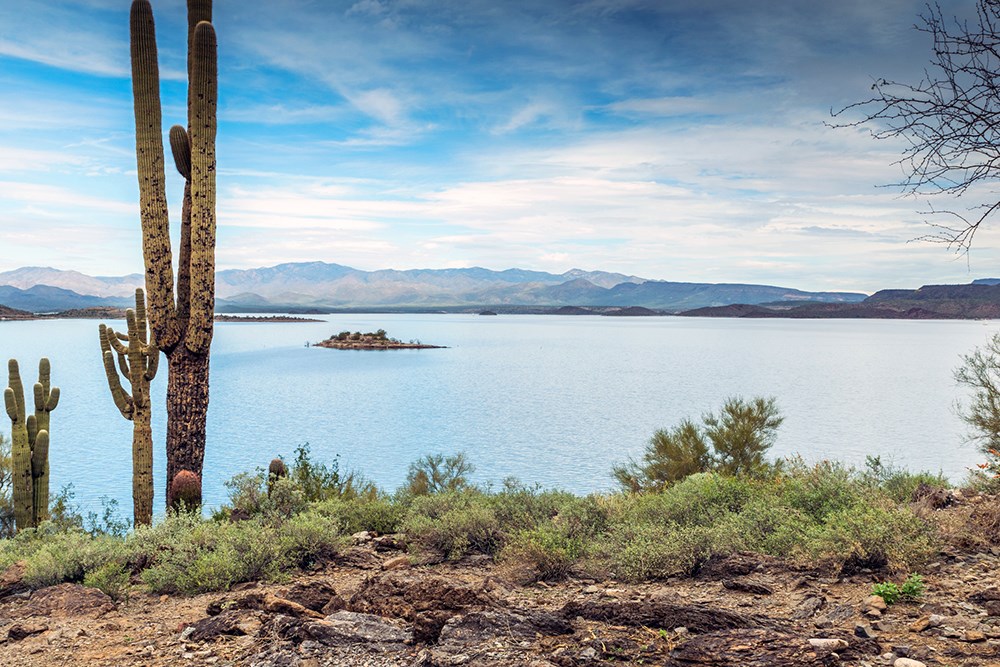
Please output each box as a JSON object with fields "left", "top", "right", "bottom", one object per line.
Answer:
{"left": 834, "top": 0, "right": 1000, "bottom": 250}
{"left": 613, "top": 396, "right": 784, "bottom": 492}
{"left": 956, "top": 332, "right": 1000, "bottom": 458}
{"left": 405, "top": 452, "right": 475, "bottom": 496}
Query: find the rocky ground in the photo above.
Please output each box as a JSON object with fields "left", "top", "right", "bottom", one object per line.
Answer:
{"left": 1, "top": 508, "right": 999, "bottom": 666}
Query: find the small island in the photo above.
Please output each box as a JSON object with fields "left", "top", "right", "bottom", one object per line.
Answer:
{"left": 315, "top": 329, "right": 445, "bottom": 350}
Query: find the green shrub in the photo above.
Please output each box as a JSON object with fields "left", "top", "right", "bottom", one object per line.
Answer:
{"left": 402, "top": 491, "right": 503, "bottom": 559}
{"left": 404, "top": 452, "right": 475, "bottom": 496}
{"left": 312, "top": 496, "right": 403, "bottom": 535}
{"left": 279, "top": 511, "right": 344, "bottom": 568}
{"left": 501, "top": 524, "right": 586, "bottom": 582}
{"left": 871, "top": 580, "right": 901, "bottom": 604}
{"left": 871, "top": 574, "right": 925, "bottom": 605}
{"left": 614, "top": 396, "right": 782, "bottom": 492}
{"left": 84, "top": 561, "right": 131, "bottom": 601}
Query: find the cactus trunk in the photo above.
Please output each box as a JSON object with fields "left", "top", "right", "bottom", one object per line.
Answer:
{"left": 100, "top": 288, "right": 158, "bottom": 527}
{"left": 164, "top": 347, "right": 209, "bottom": 507}
{"left": 129, "top": 0, "right": 217, "bottom": 509}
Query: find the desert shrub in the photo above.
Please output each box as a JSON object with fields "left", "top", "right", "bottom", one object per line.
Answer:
{"left": 620, "top": 473, "right": 755, "bottom": 528}
{"left": 501, "top": 524, "right": 587, "bottom": 583}
{"left": 956, "top": 333, "right": 1000, "bottom": 459}
{"left": 614, "top": 396, "right": 782, "bottom": 491}
{"left": 83, "top": 561, "right": 131, "bottom": 601}
{"left": 402, "top": 491, "right": 503, "bottom": 559}
{"left": 279, "top": 510, "right": 344, "bottom": 568}
{"left": 15, "top": 529, "right": 123, "bottom": 588}
{"left": 311, "top": 495, "right": 403, "bottom": 535}
{"left": 803, "top": 499, "right": 933, "bottom": 573}
{"left": 404, "top": 452, "right": 475, "bottom": 496}
{"left": 778, "top": 458, "right": 863, "bottom": 522}
{"left": 861, "top": 455, "right": 949, "bottom": 503}
{"left": 140, "top": 517, "right": 287, "bottom": 594}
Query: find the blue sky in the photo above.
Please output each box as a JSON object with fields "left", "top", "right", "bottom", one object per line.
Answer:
{"left": 0, "top": 0, "right": 994, "bottom": 292}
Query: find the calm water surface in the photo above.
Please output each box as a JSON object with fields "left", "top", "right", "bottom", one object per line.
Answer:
{"left": 0, "top": 315, "right": 994, "bottom": 514}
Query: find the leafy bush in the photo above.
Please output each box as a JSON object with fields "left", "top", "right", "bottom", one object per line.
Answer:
{"left": 402, "top": 491, "right": 503, "bottom": 559}
{"left": 614, "top": 396, "right": 783, "bottom": 492}
{"left": 83, "top": 561, "right": 131, "bottom": 601}
{"left": 872, "top": 573, "right": 925, "bottom": 605}
{"left": 404, "top": 452, "right": 475, "bottom": 496}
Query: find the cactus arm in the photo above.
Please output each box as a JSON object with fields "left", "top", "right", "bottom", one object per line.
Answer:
{"left": 185, "top": 20, "right": 217, "bottom": 354}
{"left": 31, "top": 430, "right": 48, "bottom": 525}
{"left": 144, "top": 344, "right": 160, "bottom": 381}
{"left": 102, "top": 351, "right": 135, "bottom": 420}
{"left": 169, "top": 125, "right": 192, "bottom": 180}
{"left": 130, "top": 0, "right": 179, "bottom": 351}
{"left": 26, "top": 414, "right": 37, "bottom": 446}
{"left": 171, "top": 126, "right": 193, "bottom": 331}
{"left": 106, "top": 327, "right": 128, "bottom": 355}
{"left": 134, "top": 288, "right": 149, "bottom": 344}
{"left": 45, "top": 387, "right": 59, "bottom": 412}
{"left": 7, "top": 360, "right": 24, "bottom": 423}
{"left": 3, "top": 387, "right": 15, "bottom": 422}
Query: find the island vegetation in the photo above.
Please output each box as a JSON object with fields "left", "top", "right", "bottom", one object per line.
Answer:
{"left": 315, "top": 329, "right": 445, "bottom": 350}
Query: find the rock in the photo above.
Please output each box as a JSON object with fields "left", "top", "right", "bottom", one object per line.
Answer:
{"left": 382, "top": 555, "right": 411, "bottom": 570}
{"left": 808, "top": 637, "right": 849, "bottom": 651}
{"left": 854, "top": 623, "right": 877, "bottom": 638}
{"left": 695, "top": 552, "right": 779, "bottom": 578}
{"left": 18, "top": 583, "right": 114, "bottom": 618}
{"left": 865, "top": 595, "right": 888, "bottom": 612}
{"left": 815, "top": 603, "right": 855, "bottom": 627}
{"left": 908, "top": 616, "right": 934, "bottom": 632}
{"left": 8, "top": 623, "right": 47, "bottom": 641}
{"left": 962, "top": 629, "right": 987, "bottom": 642}
{"left": 672, "top": 629, "right": 875, "bottom": 666}
{"left": 282, "top": 580, "right": 343, "bottom": 613}
{"left": 790, "top": 595, "right": 826, "bottom": 620}
{"left": 347, "top": 572, "right": 492, "bottom": 628}
{"left": 413, "top": 610, "right": 457, "bottom": 644}
{"left": 927, "top": 614, "right": 944, "bottom": 628}
{"left": 372, "top": 534, "right": 406, "bottom": 552}
{"left": 352, "top": 530, "right": 375, "bottom": 544}
{"left": 722, "top": 578, "right": 773, "bottom": 595}
{"left": 984, "top": 600, "right": 1000, "bottom": 616}
{"left": 893, "top": 659, "right": 927, "bottom": 667}
{"left": 582, "top": 585, "right": 600, "bottom": 594}
{"left": 0, "top": 561, "right": 29, "bottom": 600}
{"left": 437, "top": 609, "right": 572, "bottom": 647}
{"left": 560, "top": 599, "right": 782, "bottom": 633}
{"left": 188, "top": 610, "right": 263, "bottom": 641}
{"left": 303, "top": 610, "right": 411, "bottom": 649}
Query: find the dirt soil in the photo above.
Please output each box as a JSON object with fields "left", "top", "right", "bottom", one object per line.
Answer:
{"left": 0, "top": 503, "right": 999, "bottom": 666}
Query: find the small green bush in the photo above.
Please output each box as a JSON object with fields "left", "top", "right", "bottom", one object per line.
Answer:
{"left": 83, "top": 561, "right": 131, "bottom": 601}
{"left": 614, "top": 396, "right": 783, "bottom": 492}
{"left": 403, "top": 491, "right": 503, "bottom": 559}
{"left": 404, "top": 452, "right": 475, "bottom": 496}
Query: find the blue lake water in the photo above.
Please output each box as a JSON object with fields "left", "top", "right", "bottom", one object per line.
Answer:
{"left": 0, "top": 314, "right": 995, "bottom": 516}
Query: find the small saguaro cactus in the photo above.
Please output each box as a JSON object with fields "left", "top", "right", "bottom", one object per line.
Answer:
{"left": 4, "top": 358, "right": 59, "bottom": 531}
{"left": 100, "top": 288, "right": 159, "bottom": 527}
{"left": 267, "top": 458, "right": 287, "bottom": 497}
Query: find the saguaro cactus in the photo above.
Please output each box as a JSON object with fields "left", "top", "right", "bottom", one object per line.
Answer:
{"left": 129, "top": 0, "right": 217, "bottom": 507}
{"left": 4, "top": 359, "right": 58, "bottom": 531}
{"left": 100, "top": 288, "right": 159, "bottom": 526}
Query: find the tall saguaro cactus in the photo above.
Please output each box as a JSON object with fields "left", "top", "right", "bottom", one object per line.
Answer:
{"left": 100, "top": 288, "right": 159, "bottom": 526}
{"left": 129, "top": 0, "right": 217, "bottom": 507}
{"left": 4, "top": 359, "right": 58, "bottom": 531}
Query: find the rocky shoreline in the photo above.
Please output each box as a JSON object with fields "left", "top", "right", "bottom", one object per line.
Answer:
{"left": 1, "top": 505, "right": 1000, "bottom": 667}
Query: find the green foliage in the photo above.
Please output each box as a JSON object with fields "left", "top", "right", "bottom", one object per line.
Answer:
{"left": 403, "top": 491, "right": 503, "bottom": 559}
{"left": 861, "top": 455, "right": 949, "bottom": 503}
{"left": 872, "top": 574, "right": 925, "bottom": 605}
{"left": 614, "top": 396, "right": 782, "bottom": 492}
{"left": 901, "top": 573, "right": 926, "bottom": 600}
{"left": 83, "top": 561, "right": 131, "bottom": 602}
{"left": 956, "top": 333, "right": 1000, "bottom": 464}
{"left": 311, "top": 496, "right": 404, "bottom": 535}
{"left": 289, "top": 444, "right": 376, "bottom": 503}
{"left": 404, "top": 452, "right": 475, "bottom": 496}
{"left": 871, "top": 580, "right": 901, "bottom": 604}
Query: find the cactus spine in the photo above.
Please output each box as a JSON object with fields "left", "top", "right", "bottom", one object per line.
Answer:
{"left": 4, "top": 359, "right": 58, "bottom": 531}
{"left": 100, "top": 288, "right": 159, "bottom": 526}
{"left": 130, "top": 0, "right": 217, "bottom": 508}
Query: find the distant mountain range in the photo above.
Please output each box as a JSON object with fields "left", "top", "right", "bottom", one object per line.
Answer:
{"left": 0, "top": 263, "right": 867, "bottom": 313}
